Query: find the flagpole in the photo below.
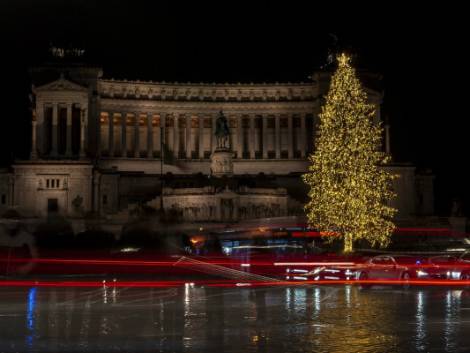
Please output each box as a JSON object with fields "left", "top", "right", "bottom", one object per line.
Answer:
{"left": 160, "top": 125, "right": 164, "bottom": 213}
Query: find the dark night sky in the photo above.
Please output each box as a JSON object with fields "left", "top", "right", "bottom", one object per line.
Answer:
{"left": 1, "top": 0, "right": 468, "bottom": 215}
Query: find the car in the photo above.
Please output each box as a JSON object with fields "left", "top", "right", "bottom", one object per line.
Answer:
{"left": 355, "top": 255, "right": 426, "bottom": 282}
{"left": 424, "top": 255, "right": 458, "bottom": 279}
{"left": 421, "top": 252, "right": 470, "bottom": 282}
{"left": 447, "top": 251, "right": 470, "bottom": 281}
{"left": 283, "top": 255, "right": 367, "bottom": 282}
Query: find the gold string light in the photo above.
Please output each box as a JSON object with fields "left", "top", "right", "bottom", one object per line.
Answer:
{"left": 302, "top": 53, "right": 397, "bottom": 253}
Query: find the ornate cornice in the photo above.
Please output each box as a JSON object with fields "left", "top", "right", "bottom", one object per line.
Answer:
{"left": 98, "top": 79, "right": 317, "bottom": 103}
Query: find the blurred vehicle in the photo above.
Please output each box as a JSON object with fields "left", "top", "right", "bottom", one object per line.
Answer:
{"left": 423, "top": 255, "right": 457, "bottom": 279}
{"left": 355, "top": 255, "right": 426, "bottom": 281}
{"left": 447, "top": 251, "right": 470, "bottom": 280}
{"left": 402, "top": 252, "right": 470, "bottom": 281}
{"left": 284, "top": 254, "right": 434, "bottom": 283}
{"left": 283, "top": 255, "right": 367, "bottom": 281}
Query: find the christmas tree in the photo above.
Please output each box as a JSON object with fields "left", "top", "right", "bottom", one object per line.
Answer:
{"left": 303, "top": 53, "right": 396, "bottom": 253}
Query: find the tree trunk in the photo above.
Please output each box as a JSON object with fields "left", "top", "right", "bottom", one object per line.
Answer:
{"left": 344, "top": 233, "right": 353, "bottom": 253}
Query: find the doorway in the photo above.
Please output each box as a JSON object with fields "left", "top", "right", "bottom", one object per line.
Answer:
{"left": 47, "top": 198, "right": 59, "bottom": 214}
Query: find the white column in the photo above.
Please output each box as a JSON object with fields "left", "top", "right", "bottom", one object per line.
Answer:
{"left": 160, "top": 114, "right": 166, "bottom": 155}
{"left": 93, "top": 171, "right": 101, "bottom": 214}
{"left": 249, "top": 114, "right": 255, "bottom": 159}
{"left": 37, "top": 104, "right": 45, "bottom": 155}
{"left": 185, "top": 114, "right": 191, "bottom": 159}
{"left": 173, "top": 115, "right": 180, "bottom": 158}
{"left": 134, "top": 113, "right": 140, "bottom": 158}
{"left": 211, "top": 113, "right": 217, "bottom": 152}
{"left": 8, "top": 178, "right": 14, "bottom": 207}
{"left": 374, "top": 104, "right": 381, "bottom": 124}
{"left": 121, "top": 112, "right": 127, "bottom": 157}
{"left": 79, "top": 108, "right": 86, "bottom": 158}
{"left": 385, "top": 124, "right": 391, "bottom": 155}
{"left": 262, "top": 115, "right": 268, "bottom": 159}
{"left": 66, "top": 103, "right": 73, "bottom": 157}
{"left": 31, "top": 117, "right": 38, "bottom": 159}
{"left": 51, "top": 103, "right": 58, "bottom": 157}
{"left": 147, "top": 112, "right": 153, "bottom": 158}
{"left": 275, "top": 115, "right": 281, "bottom": 159}
{"left": 108, "top": 112, "right": 114, "bottom": 157}
{"left": 237, "top": 115, "right": 243, "bottom": 159}
{"left": 198, "top": 114, "right": 204, "bottom": 159}
{"left": 300, "top": 113, "right": 306, "bottom": 158}
{"left": 287, "top": 114, "right": 293, "bottom": 159}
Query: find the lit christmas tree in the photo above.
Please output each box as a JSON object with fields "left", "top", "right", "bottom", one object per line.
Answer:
{"left": 303, "top": 53, "right": 397, "bottom": 253}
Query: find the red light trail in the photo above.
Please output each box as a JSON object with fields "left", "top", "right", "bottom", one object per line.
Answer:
{"left": 4, "top": 257, "right": 470, "bottom": 270}
{"left": 1, "top": 278, "right": 470, "bottom": 288}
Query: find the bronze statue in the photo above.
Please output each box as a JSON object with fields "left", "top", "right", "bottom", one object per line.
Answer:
{"left": 215, "top": 111, "right": 230, "bottom": 149}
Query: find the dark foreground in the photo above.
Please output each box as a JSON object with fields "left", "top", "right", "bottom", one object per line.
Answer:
{"left": 1, "top": 284, "right": 470, "bottom": 353}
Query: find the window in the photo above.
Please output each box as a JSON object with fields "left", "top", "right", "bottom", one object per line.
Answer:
{"left": 1, "top": 194, "right": 5, "bottom": 205}
{"left": 431, "top": 256, "right": 456, "bottom": 264}
{"left": 102, "top": 195, "right": 108, "bottom": 205}
{"left": 45, "top": 178, "right": 62, "bottom": 189}
{"left": 372, "top": 257, "right": 394, "bottom": 265}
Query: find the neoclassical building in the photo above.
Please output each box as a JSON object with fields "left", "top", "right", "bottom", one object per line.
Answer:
{"left": 0, "top": 57, "right": 434, "bottom": 222}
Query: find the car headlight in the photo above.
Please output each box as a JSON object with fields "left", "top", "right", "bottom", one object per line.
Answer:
{"left": 451, "top": 271, "right": 461, "bottom": 280}
{"left": 120, "top": 247, "right": 140, "bottom": 253}
{"left": 291, "top": 269, "right": 308, "bottom": 273}
{"left": 416, "top": 270, "right": 428, "bottom": 277}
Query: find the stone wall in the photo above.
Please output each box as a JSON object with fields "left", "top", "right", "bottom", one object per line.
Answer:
{"left": 12, "top": 162, "right": 93, "bottom": 217}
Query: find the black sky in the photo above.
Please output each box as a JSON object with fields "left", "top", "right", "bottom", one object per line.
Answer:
{"left": 1, "top": 0, "right": 468, "bottom": 215}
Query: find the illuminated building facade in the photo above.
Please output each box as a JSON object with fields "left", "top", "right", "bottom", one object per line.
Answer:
{"left": 0, "top": 58, "right": 434, "bottom": 222}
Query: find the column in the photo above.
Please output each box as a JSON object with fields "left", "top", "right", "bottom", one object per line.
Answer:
{"left": 385, "top": 124, "right": 391, "bottom": 155}
{"left": 249, "top": 114, "right": 255, "bottom": 159}
{"left": 8, "top": 178, "right": 14, "bottom": 207}
{"left": 198, "top": 114, "right": 204, "bottom": 159}
{"left": 160, "top": 114, "right": 166, "bottom": 155}
{"left": 211, "top": 113, "right": 217, "bottom": 152}
{"left": 93, "top": 171, "right": 101, "bottom": 214}
{"left": 173, "top": 115, "right": 179, "bottom": 158}
{"left": 237, "top": 115, "right": 243, "bottom": 159}
{"left": 275, "top": 115, "right": 281, "bottom": 159}
{"left": 108, "top": 112, "right": 114, "bottom": 157}
{"left": 287, "top": 114, "right": 293, "bottom": 159}
{"left": 79, "top": 108, "right": 86, "bottom": 158}
{"left": 185, "top": 114, "right": 191, "bottom": 159}
{"left": 31, "top": 118, "right": 38, "bottom": 159}
{"left": 147, "top": 112, "right": 153, "bottom": 158}
{"left": 300, "top": 113, "right": 306, "bottom": 158}
{"left": 134, "top": 113, "right": 140, "bottom": 158}
{"left": 121, "top": 112, "right": 127, "bottom": 157}
{"left": 262, "top": 115, "right": 268, "bottom": 159}
{"left": 374, "top": 105, "right": 381, "bottom": 124}
{"left": 66, "top": 103, "right": 73, "bottom": 157}
{"left": 37, "top": 104, "right": 44, "bottom": 155}
{"left": 51, "top": 103, "right": 58, "bottom": 157}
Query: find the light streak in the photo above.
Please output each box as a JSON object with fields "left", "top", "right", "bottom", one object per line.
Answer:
{"left": 0, "top": 278, "right": 470, "bottom": 288}
{"left": 274, "top": 262, "right": 356, "bottom": 266}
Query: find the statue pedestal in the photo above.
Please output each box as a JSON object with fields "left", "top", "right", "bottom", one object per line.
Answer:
{"left": 210, "top": 148, "right": 233, "bottom": 177}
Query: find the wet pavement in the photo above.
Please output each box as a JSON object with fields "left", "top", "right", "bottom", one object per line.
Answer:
{"left": 1, "top": 284, "right": 470, "bottom": 352}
